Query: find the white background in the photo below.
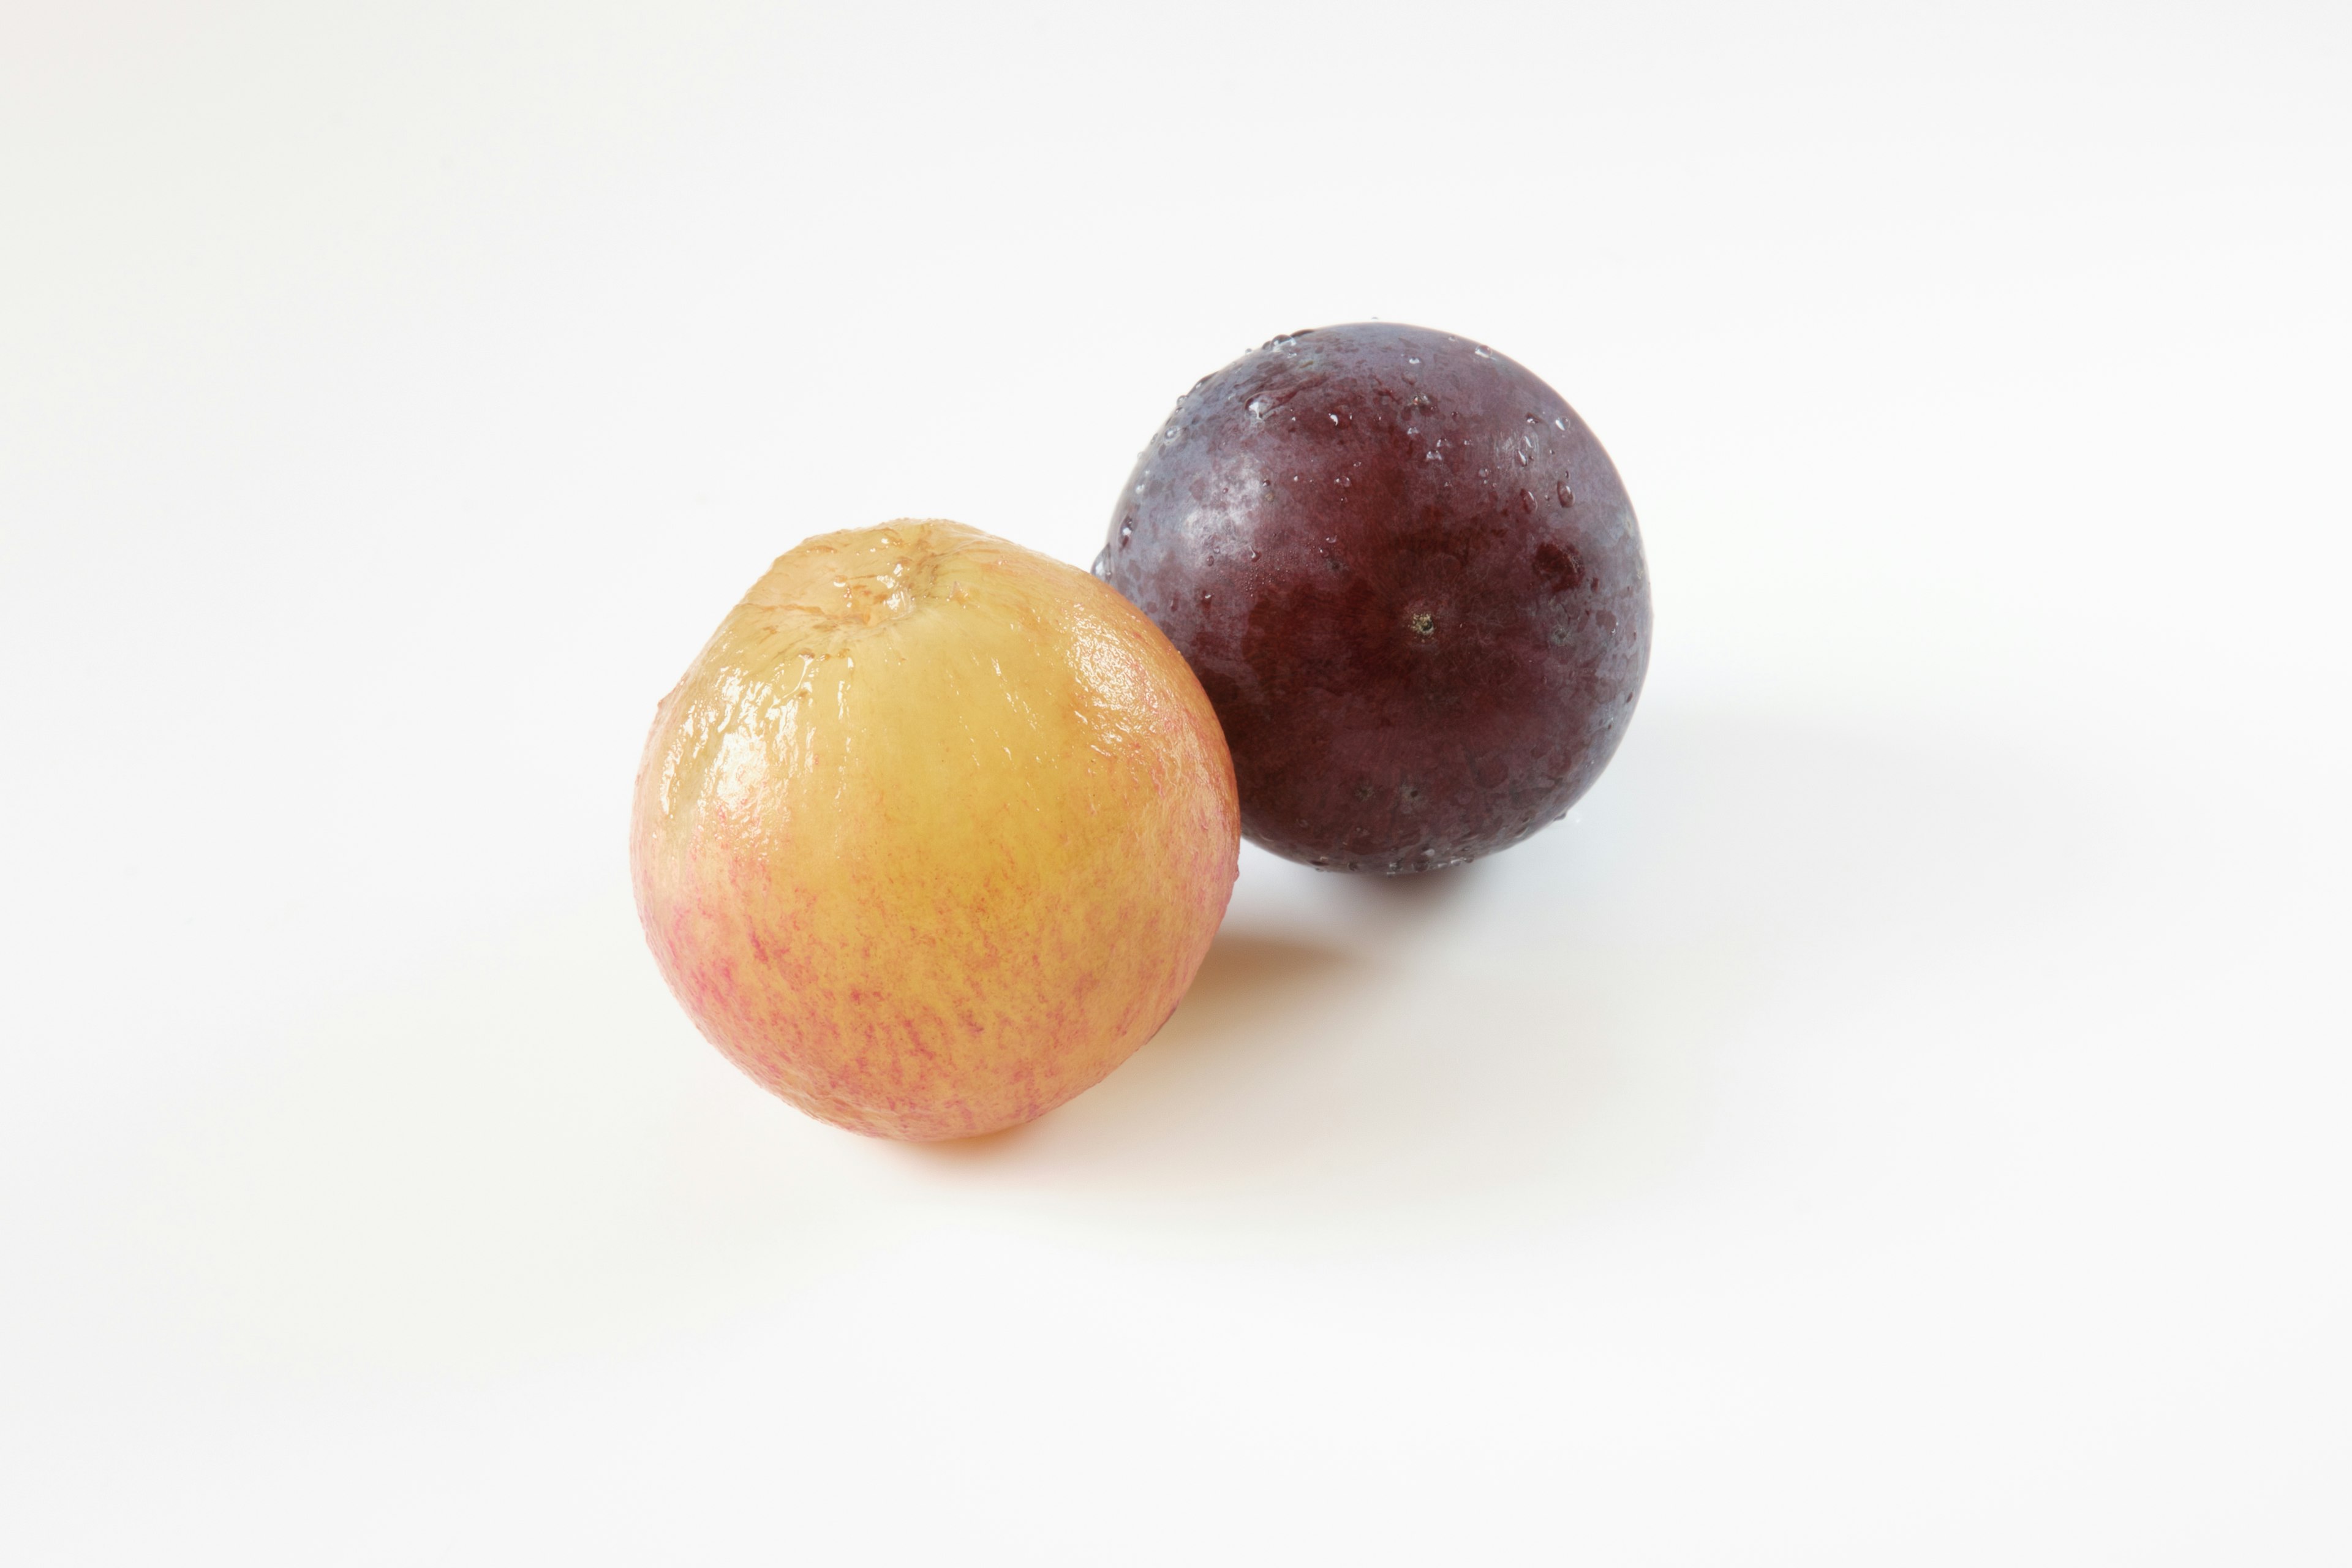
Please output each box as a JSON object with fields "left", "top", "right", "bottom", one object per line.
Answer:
{"left": 4, "top": 2, "right": 2347, "bottom": 1561}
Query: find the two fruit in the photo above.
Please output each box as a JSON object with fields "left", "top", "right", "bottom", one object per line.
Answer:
{"left": 631, "top": 324, "right": 1653, "bottom": 1140}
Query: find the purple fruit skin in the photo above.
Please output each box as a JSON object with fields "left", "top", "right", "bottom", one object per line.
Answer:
{"left": 1098, "top": 323, "right": 1651, "bottom": 873}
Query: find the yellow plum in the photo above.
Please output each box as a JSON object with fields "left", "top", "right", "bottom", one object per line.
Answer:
{"left": 631, "top": 521, "right": 1240, "bottom": 1140}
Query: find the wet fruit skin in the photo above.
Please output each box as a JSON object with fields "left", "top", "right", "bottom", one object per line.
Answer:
{"left": 1098, "top": 323, "right": 1651, "bottom": 873}
{"left": 631, "top": 521, "right": 1240, "bottom": 1140}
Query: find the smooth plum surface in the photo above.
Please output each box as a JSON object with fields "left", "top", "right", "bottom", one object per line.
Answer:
{"left": 1098, "top": 323, "right": 1651, "bottom": 872}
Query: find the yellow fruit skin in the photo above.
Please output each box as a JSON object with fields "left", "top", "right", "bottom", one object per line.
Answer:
{"left": 630, "top": 521, "right": 1240, "bottom": 1140}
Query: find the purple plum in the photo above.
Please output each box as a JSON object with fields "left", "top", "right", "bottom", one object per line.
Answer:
{"left": 1098, "top": 322, "right": 1650, "bottom": 872}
